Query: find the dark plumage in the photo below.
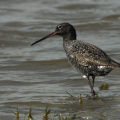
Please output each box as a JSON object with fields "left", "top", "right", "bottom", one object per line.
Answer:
{"left": 31, "top": 23, "right": 120, "bottom": 96}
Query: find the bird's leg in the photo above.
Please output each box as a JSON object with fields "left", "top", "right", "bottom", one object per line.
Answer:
{"left": 92, "top": 75, "right": 95, "bottom": 88}
{"left": 87, "top": 76, "right": 96, "bottom": 96}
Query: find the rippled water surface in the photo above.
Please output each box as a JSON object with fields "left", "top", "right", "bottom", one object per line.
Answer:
{"left": 0, "top": 0, "right": 120, "bottom": 120}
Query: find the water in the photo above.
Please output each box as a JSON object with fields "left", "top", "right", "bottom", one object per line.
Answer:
{"left": 0, "top": 0, "right": 120, "bottom": 119}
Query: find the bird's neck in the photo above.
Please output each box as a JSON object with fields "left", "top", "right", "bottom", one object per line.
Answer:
{"left": 63, "top": 33, "right": 77, "bottom": 41}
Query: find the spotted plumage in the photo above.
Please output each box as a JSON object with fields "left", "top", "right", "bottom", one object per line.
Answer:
{"left": 63, "top": 40, "right": 117, "bottom": 77}
{"left": 31, "top": 23, "right": 120, "bottom": 96}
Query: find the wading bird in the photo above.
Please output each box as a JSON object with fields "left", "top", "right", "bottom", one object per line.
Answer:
{"left": 31, "top": 23, "right": 120, "bottom": 96}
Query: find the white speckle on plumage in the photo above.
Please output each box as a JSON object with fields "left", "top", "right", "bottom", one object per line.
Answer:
{"left": 83, "top": 75, "right": 87, "bottom": 78}
{"left": 70, "top": 55, "right": 74, "bottom": 58}
{"left": 98, "top": 66, "right": 105, "bottom": 69}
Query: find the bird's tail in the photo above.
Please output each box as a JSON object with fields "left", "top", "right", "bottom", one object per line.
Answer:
{"left": 111, "top": 60, "right": 120, "bottom": 69}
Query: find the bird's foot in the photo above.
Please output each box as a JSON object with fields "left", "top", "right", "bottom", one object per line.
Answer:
{"left": 91, "top": 90, "right": 96, "bottom": 96}
{"left": 86, "top": 91, "right": 99, "bottom": 99}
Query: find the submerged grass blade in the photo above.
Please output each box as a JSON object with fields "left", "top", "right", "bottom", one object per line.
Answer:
{"left": 27, "top": 108, "right": 34, "bottom": 120}
{"left": 14, "top": 108, "right": 20, "bottom": 120}
{"left": 13, "top": 107, "right": 78, "bottom": 120}
{"left": 43, "top": 107, "right": 51, "bottom": 120}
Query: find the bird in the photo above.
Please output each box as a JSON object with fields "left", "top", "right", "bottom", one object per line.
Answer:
{"left": 31, "top": 23, "right": 120, "bottom": 96}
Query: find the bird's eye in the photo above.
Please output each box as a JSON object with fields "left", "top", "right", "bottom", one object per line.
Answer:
{"left": 58, "top": 25, "right": 62, "bottom": 29}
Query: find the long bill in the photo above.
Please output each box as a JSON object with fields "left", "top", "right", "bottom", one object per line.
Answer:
{"left": 31, "top": 32, "right": 57, "bottom": 46}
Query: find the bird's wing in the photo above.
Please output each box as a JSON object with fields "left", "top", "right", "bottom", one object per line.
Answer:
{"left": 69, "top": 41, "right": 112, "bottom": 67}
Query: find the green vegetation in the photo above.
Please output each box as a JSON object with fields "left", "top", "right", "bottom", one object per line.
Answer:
{"left": 99, "top": 84, "right": 109, "bottom": 91}
{"left": 14, "top": 107, "right": 77, "bottom": 120}
{"left": 13, "top": 90, "right": 110, "bottom": 120}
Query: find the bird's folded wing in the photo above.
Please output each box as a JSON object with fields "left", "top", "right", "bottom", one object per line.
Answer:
{"left": 70, "top": 42, "right": 112, "bottom": 67}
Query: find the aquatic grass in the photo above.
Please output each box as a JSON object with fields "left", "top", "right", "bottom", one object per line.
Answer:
{"left": 43, "top": 107, "right": 50, "bottom": 120}
{"left": 99, "top": 84, "right": 109, "bottom": 91}
{"left": 66, "top": 90, "right": 99, "bottom": 101}
{"left": 57, "top": 114, "right": 77, "bottom": 120}
{"left": 14, "top": 92, "right": 102, "bottom": 120}
{"left": 14, "top": 108, "right": 34, "bottom": 120}
{"left": 14, "top": 108, "right": 20, "bottom": 120}
{"left": 13, "top": 92, "right": 79, "bottom": 120}
{"left": 66, "top": 91, "right": 75, "bottom": 98}
{"left": 27, "top": 108, "right": 34, "bottom": 120}
{"left": 78, "top": 94, "right": 82, "bottom": 105}
{"left": 14, "top": 107, "right": 77, "bottom": 120}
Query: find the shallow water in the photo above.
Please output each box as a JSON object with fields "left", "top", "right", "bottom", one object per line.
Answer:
{"left": 0, "top": 0, "right": 120, "bottom": 120}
